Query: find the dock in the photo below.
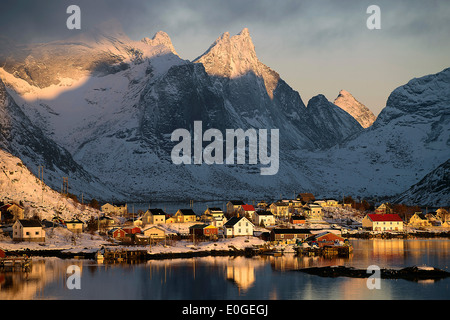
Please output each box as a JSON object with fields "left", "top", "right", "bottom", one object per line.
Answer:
{"left": 295, "top": 245, "right": 353, "bottom": 257}
{"left": 0, "top": 256, "right": 32, "bottom": 272}
{"left": 102, "top": 248, "right": 148, "bottom": 263}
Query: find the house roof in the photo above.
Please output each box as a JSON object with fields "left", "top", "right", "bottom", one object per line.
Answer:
{"left": 271, "top": 202, "right": 289, "bottom": 207}
{"left": 229, "top": 200, "right": 245, "bottom": 205}
{"left": 190, "top": 224, "right": 217, "bottom": 230}
{"left": 224, "top": 216, "right": 253, "bottom": 227}
{"left": 65, "top": 219, "right": 84, "bottom": 224}
{"left": 1, "top": 202, "right": 23, "bottom": 210}
{"left": 271, "top": 228, "right": 312, "bottom": 234}
{"left": 241, "top": 204, "right": 255, "bottom": 211}
{"left": 17, "top": 219, "right": 43, "bottom": 228}
{"left": 306, "top": 231, "right": 344, "bottom": 241}
{"left": 367, "top": 214, "right": 403, "bottom": 222}
{"left": 143, "top": 225, "right": 166, "bottom": 232}
{"left": 256, "top": 210, "right": 273, "bottom": 216}
{"left": 412, "top": 213, "right": 427, "bottom": 220}
{"left": 147, "top": 208, "right": 166, "bottom": 215}
{"left": 178, "top": 209, "right": 196, "bottom": 215}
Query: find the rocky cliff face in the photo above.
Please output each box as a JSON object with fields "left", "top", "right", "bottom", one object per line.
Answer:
{"left": 305, "top": 94, "right": 363, "bottom": 148}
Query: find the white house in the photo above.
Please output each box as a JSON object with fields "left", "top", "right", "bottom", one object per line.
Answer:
{"left": 362, "top": 214, "right": 404, "bottom": 231}
{"left": 13, "top": 219, "right": 45, "bottom": 242}
{"left": 223, "top": 216, "right": 254, "bottom": 238}
{"left": 253, "top": 211, "right": 275, "bottom": 227}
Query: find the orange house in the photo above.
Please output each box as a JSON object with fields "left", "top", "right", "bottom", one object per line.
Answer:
{"left": 306, "top": 232, "right": 345, "bottom": 247}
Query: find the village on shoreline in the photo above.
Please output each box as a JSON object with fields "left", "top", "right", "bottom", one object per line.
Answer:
{"left": 1, "top": 192, "right": 450, "bottom": 262}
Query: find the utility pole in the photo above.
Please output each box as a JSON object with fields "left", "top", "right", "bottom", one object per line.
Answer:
{"left": 38, "top": 166, "right": 44, "bottom": 205}
{"left": 62, "top": 177, "right": 69, "bottom": 195}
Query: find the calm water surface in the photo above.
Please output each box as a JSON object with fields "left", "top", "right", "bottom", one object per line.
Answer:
{"left": 1, "top": 239, "right": 449, "bottom": 300}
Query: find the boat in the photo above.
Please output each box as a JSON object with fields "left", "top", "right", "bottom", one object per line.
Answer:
{"left": 95, "top": 249, "right": 104, "bottom": 263}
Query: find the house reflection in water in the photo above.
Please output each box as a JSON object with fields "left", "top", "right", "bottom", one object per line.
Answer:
{"left": 0, "top": 258, "right": 84, "bottom": 300}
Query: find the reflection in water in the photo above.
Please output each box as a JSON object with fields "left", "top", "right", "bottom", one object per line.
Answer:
{"left": 0, "top": 258, "right": 84, "bottom": 300}
{"left": 1, "top": 239, "right": 449, "bottom": 300}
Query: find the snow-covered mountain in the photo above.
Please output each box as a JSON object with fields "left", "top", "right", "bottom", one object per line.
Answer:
{"left": 0, "top": 147, "right": 101, "bottom": 221}
{"left": 0, "top": 77, "right": 116, "bottom": 201}
{"left": 393, "top": 159, "right": 449, "bottom": 207}
{"left": 298, "top": 67, "right": 450, "bottom": 202}
{"left": 305, "top": 94, "right": 363, "bottom": 148}
{"left": 333, "top": 90, "right": 377, "bottom": 128}
{"left": 0, "top": 25, "right": 448, "bottom": 206}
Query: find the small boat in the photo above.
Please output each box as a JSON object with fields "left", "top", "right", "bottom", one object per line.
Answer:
{"left": 95, "top": 250, "right": 104, "bottom": 263}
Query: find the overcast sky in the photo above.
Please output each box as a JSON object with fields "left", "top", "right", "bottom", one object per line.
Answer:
{"left": 1, "top": 0, "right": 450, "bottom": 115}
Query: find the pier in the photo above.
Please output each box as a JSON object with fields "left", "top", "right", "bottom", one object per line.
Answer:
{"left": 102, "top": 248, "right": 148, "bottom": 263}
{"left": 295, "top": 245, "right": 353, "bottom": 257}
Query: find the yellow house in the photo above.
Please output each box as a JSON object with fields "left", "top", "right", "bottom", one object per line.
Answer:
{"left": 202, "top": 208, "right": 227, "bottom": 228}
{"left": 143, "top": 226, "right": 167, "bottom": 239}
{"left": 142, "top": 208, "right": 166, "bottom": 225}
{"left": 0, "top": 202, "right": 24, "bottom": 222}
{"left": 65, "top": 218, "right": 84, "bottom": 233}
{"left": 301, "top": 204, "right": 323, "bottom": 221}
{"left": 409, "top": 213, "right": 432, "bottom": 228}
{"left": 165, "top": 216, "right": 176, "bottom": 223}
{"left": 269, "top": 201, "right": 290, "bottom": 219}
{"left": 226, "top": 201, "right": 245, "bottom": 215}
{"left": 325, "top": 200, "right": 339, "bottom": 207}
{"left": 375, "top": 203, "right": 393, "bottom": 215}
{"left": 174, "top": 209, "right": 197, "bottom": 223}
{"left": 101, "top": 203, "right": 128, "bottom": 215}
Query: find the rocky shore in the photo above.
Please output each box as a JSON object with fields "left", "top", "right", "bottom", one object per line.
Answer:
{"left": 296, "top": 265, "right": 450, "bottom": 282}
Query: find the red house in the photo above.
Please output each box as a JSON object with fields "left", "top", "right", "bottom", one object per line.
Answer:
{"left": 189, "top": 224, "right": 219, "bottom": 238}
{"left": 290, "top": 215, "right": 306, "bottom": 224}
{"left": 109, "top": 227, "right": 127, "bottom": 239}
{"left": 123, "top": 226, "right": 141, "bottom": 234}
{"left": 306, "top": 232, "right": 345, "bottom": 247}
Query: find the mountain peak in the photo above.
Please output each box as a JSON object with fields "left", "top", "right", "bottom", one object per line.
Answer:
{"left": 193, "top": 28, "right": 279, "bottom": 98}
{"left": 334, "top": 90, "right": 376, "bottom": 128}
{"left": 238, "top": 27, "right": 250, "bottom": 37}
{"left": 141, "top": 31, "right": 178, "bottom": 55}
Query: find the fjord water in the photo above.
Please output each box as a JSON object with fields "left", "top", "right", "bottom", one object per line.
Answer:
{"left": 1, "top": 239, "right": 449, "bottom": 300}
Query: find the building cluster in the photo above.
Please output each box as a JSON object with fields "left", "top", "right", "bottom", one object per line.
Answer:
{"left": 0, "top": 195, "right": 449, "bottom": 244}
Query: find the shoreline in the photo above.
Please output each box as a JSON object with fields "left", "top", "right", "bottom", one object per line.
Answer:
{"left": 4, "top": 232, "right": 450, "bottom": 262}
{"left": 4, "top": 247, "right": 249, "bottom": 261}
{"left": 344, "top": 231, "right": 450, "bottom": 239}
